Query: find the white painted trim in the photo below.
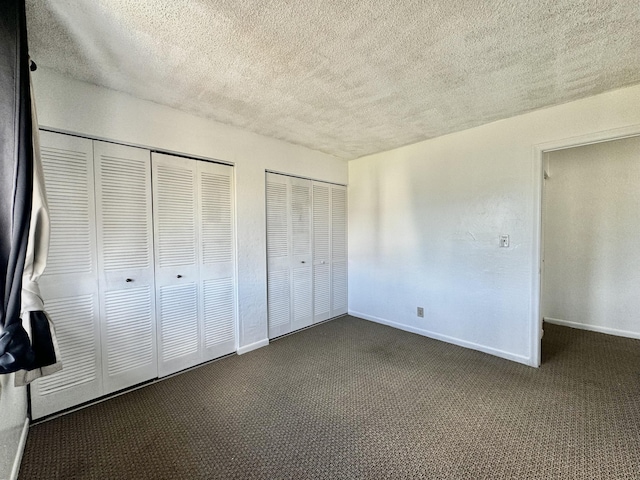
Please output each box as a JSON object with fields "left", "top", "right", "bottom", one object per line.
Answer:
{"left": 237, "top": 338, "right": 269, "bottom": 355}
{"left": 349, "top": 311, "right": 531, "bottom": 366}
{"left": 531, "top": 124, "right": 640, "bottom": 371}
{"left": 544, "top": 317, "right": 640, "bottom": 340}
{"left": 9, "top": 417, "right": 29, "bottom": 480}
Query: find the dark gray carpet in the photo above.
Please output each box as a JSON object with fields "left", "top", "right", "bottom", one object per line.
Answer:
{"left": 19, "top": 316, "right": 640, "bottom": 479}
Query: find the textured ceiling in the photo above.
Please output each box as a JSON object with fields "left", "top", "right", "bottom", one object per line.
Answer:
{"left": 25, "top": 1, "right": 640, "bottom": 160}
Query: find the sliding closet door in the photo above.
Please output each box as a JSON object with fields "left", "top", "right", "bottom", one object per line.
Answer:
{"left": 198, "top": 161, "right": 236, "bottom": 361}
{"left": 266, "top": 173, "right": 313, "bottom": 338}
{"left": 94, "top": 141, "right": 157, "bottom": 393}
{"left": 32, "top": 131, "right": 102, "bottom": 419}
{"left": 152, "top": 154, "right": 200, "bottom": 377}
{"left": 331, "top": 185, "right": 348, "bottom": 317}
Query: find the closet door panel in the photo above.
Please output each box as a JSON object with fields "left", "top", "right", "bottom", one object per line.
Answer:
{"left": 152, "top": 153, "right": 200, "bottom": 377}
{"left": 198, "top": 162, "right": 236, "bottom": 361}
{"left": 331, "top": 185, "right": 348, "bottom": 316}
{"left": 312, "top": 182, "right": 331, "bottom": 323}
{"left": 32, "top": 131, "right": 102, "bottom": 419}
{"left": 94, "top": 141, "right": 157, "bottom": 393}
{"left": 266, "top": 173, "right": 291, "bottom": 338}
{"left": 290, "top": 177, "right": 313, "bottom": 330}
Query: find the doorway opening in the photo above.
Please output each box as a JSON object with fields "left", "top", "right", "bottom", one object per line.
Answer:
{"left": 533, "top": 127, "right": 640, "bottom": 366}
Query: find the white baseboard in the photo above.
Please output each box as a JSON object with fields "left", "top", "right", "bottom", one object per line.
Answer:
{"left": 9, "top": 417, "right": 29, "bottom": 480}
{"left": 237, "top": 338, "right": 269, "bottom": 355}
{"left": 544, "top": 317, "right": 640, "bottom": 340}
{"left": 349, "top": 310, "right": 532, "bottom": 366}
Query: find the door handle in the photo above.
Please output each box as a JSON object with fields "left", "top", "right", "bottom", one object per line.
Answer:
{"left": 301, "top": 261, "right": 306, "bottom": 264}
{"left": 177, "top": 274, "right": 183, "bottom": 278}
{"left": 126, "top": 278, "right": 133, "bottom": 283}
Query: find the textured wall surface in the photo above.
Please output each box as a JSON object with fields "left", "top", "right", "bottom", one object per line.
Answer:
{"left": 543, "top": 137, "right": 640, "bottom": 338}
{"left": 31, "top": 67, "right": 348, "bottom": 351}
{"left": 25, "top": 0, "right": 640, "bottom": 160}
{"left": 348, "top": 83, "right": 640, "bottom": 366}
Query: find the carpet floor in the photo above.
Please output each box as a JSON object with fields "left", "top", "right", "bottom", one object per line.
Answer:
{"left": 19, "top": 316, "right": 640, "bottom": 479}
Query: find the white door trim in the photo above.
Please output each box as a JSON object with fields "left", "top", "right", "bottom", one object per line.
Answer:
{"left": 530, "top": 123, "right": 640, "bottom": 367}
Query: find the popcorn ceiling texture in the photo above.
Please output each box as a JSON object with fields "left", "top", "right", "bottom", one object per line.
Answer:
{"left": 25, "top": 0, "right": 640, "bottom": 160}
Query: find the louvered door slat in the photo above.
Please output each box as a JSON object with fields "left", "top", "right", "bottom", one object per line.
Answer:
{"left": 266, "top": 180, "right": 288, "bottom": 258}
{"left": 331, "top": 186, "right": 347, "bottom": 260}
{"left": 292, "top": 184, "right": 311, "bottom": 256}
{"left": 203, "top": 278, "right": 235, "bottom": 347}
{"left": 332, "top": 260, "right": 348, "bottom": 313}
{"left": 155, "top": 164, "right": 197, "bottom": 267}
{"left": 158, "top": 283, "right": 199, "bottom": 362}
{"left": 292, "top": 267, "right": 313, "bottom": 329}
{"left": 268, "top": 270, "right": 290, "bottom": 330}
{"left": 35, "top": 295, "right": 98, "bottom": 394}
{"left": 313, "top": 184, "right": 330, "bottom": 261}
{"left": 94, "top": 142, "right": 157, "bottom": 393}
{"left": 104, "top": 287, "right": 154, "bottom": 377}
{"left": 40, "top": 141, "right": 96, "bottom": 276}
{"left": 200, "top": 171, "right": 233, "bottom": 264}
{"left": 314, "top": 264, "right": 331, "bottom": 320}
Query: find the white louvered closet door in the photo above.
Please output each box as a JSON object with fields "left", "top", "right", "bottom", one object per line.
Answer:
{"left": 266, "top": 173, "right": 313, "bottom": 338}
{"left": 198, "top": 161, "right": 236, "bottom": 362}
{"left": 290, "top": 177, "right": 313, "bottom": 331}
{"left": 152, "top": 153, "right": 200, "bottom": 377}
{"left": 32, "top": 131, "right": 103, "bottom": 420}
{"left": 312, "top": 182, "right": 331, "bottom": 323}
{"left": 94, "top": 142, "right": 157, "bottom": 393}
{"left": 331, "top": 185, "right": 348, "bottom": 317}
{"left": 266, "top": 173, "right": 291, "bottom": 338}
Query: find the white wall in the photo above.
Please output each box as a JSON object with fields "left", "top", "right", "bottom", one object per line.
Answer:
{"left": 31, "top": 67, "right": 348, "bottom": 351}
{"left": 0, "top": 375, "right": 27, "bottom": 480}
{"left": 349, "top": 83, "right": 640, "bottom": 366}
{"left": 542, "top": 136, "right": 640, "bottom": 339}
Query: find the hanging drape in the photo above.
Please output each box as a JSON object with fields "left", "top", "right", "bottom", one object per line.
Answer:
{"left": 1, "top": 0, "right": 61, "bottom": 383}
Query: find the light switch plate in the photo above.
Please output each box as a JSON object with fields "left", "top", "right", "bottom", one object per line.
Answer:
{"left": 500, "top": 234, "right": 510, "bottom": 247}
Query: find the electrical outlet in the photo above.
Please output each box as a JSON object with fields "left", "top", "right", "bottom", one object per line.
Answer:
{"left": 417, "top": 307, "right": 424, "bottom": 318}
{"left": 500, "top": 234, "right": 510, "bottom": 247}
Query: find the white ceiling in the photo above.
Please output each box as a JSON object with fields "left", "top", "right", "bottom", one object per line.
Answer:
{"left": 25, "top": 1, "right": 640, "bottom": 160}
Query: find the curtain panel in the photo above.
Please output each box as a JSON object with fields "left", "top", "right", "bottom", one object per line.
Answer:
{"left": 1, "top": 0, "right": 61, "bottom": 382}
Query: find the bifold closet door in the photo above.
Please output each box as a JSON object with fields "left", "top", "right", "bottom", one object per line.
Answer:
{"left": 152, "top": 154, "right": 200, "bottom": 377}
{"left": 94, "top": 141, "right": 157, "bottom": 393}
{"left": 153, "top": 154, "right": 237, "bottom": 376}
{"left": 266, "top": 173, "right": 313, "bottom": 338}
{"left": 32, "top": 131, "right": 102, "bottom": 419}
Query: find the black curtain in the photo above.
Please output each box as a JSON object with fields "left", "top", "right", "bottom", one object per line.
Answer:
{"left": 0, "top": 0, "right": 51, "bottom": 375}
